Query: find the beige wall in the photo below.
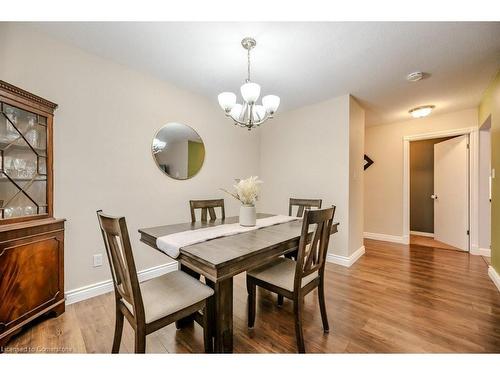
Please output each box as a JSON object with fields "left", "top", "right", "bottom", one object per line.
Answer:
{"left": 0, "top": 24, "right": 260, "bottom": 291}
{"left": 365, "top": 108, "right": 478, "bottom": 237}
{"left": 259, "top": 94, "right": 365, "bottom": 257}
{"left": 348, "top": 97, "right": 365, "bottom": 254}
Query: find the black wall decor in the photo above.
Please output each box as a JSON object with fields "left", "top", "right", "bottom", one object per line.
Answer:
{"left": 364, "top": 154, "right": 374, "bottom": 170}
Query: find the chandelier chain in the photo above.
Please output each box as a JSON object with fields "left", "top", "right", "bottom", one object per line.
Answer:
{"left": 247, "top": 48, "right": 251, "bottom": 82}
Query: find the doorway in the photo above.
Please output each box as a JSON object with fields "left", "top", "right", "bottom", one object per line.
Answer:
{"left": 409, "top": 135, "right": 469, "bottom": 251}
{"left": 402, "top": 127, "right": 478, "bottom": 252}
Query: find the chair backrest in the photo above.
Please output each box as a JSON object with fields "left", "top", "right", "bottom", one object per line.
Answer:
{"left": 289, "top": 198, "right": 322, "bottom": 217}
{"left": 96, "top": 210, "right": 145, "bottom": 321}
{"left": 294, "top": 206, "right": 336, "bottom": 290}
{"left": 189, "top": 199, "right": 225, "bottom": 222}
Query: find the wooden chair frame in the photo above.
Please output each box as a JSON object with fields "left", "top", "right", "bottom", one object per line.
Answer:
{"left": 97, "top": 210, "right": 212, "bottom": 353}
{"left": 247, "top": 206, "right": 336, "bottom": 353}
{"left": 284, "top": 198, "right": 323, "bottom": 265}
{"left": 189, "top": 199, "right": 225, "bottom": 222}
{"left": 288, "top": 198, "right": 322, "bottom": 217}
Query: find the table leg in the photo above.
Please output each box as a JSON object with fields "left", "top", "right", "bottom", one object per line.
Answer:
{"left": 207, "top": 278, "right": 233, "bottom": 353}
{"left": 175, "top": 264, "right": 201, "bottom": 329}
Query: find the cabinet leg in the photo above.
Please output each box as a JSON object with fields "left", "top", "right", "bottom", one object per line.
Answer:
{"left": 52, "top": 302, "right": 65, "bottom": 317}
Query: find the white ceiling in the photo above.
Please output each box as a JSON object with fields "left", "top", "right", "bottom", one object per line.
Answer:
{"left": 29, "top": 22, "right": 500, "bottom": 126}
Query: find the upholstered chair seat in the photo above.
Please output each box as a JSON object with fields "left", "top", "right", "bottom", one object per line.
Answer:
{"left": 247, "top": 258, "right": 318, "bottom": 292}
{"left": 122, "top": 271, "right": 213, "bottom": 324}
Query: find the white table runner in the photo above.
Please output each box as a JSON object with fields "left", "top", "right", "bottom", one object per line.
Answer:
{"left": 156, "top": 215, "right": 299, "bottom": 259}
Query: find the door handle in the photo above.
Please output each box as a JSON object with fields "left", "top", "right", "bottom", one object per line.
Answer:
{"left": 431, "top": 194, "right": 438, "bottom": 200}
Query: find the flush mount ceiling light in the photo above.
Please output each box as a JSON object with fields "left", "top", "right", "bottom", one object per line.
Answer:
{"left": 406, "top": 71, "right": 424, "bottom": 82}
{"left": 217, "top": 37, "right": 280, "bottom": 131}
{"left": 409, "top": 105, "right": 435, "bottom": 118}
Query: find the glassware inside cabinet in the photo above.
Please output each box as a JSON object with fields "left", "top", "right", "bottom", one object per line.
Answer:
{"left": 0, "top": 101, "right": 49, "bottom": 219}
{"left": 1, "top": 105, "right": 20, "bottom": 142}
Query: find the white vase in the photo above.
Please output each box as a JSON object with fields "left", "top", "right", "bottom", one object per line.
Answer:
{"left": 239, "top": 204, "right": 256, "bottom": 227}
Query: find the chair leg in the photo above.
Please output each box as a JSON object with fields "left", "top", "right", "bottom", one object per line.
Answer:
{"left": 318, "top": 279, "right": 329, "bottom": 333}
{"left": 247, "top": 276, "right": 256, "bottom": 328}
{"left": 134, "top": 326, "right": 146, "bottom": 354}
{"left": 112, "top": 308, "right": 124, "bottom": 353}
{"left": 293, "top": 296, "right": 306, "bottom": 353}
{"left": 277, "top": 294, "right": 284, "bottom": 306}
{"left": 202, "top": 305, "right": 213, "bottom": 353}
{"left": 246, "top": 276, "right": 251, "bottom": 295}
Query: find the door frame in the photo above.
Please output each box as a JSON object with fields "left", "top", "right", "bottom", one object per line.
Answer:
{"left": 402, "top": 127, "right": 478, "bottom": 252}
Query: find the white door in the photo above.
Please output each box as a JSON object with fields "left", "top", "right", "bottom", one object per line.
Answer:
{"left": 433, "top": 135, "right": 469, "bottom": 251}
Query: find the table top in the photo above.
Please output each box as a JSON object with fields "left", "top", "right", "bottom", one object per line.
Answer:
{"left": 139, "top": 213, "right": 339, "bottom": 281}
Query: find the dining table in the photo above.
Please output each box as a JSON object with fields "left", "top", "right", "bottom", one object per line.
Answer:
{"left": 138, "top": 213, "right": 339, "bottom": 353}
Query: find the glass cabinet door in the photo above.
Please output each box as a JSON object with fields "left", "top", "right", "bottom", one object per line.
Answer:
{"left": 0, "top": 102, "right": 48, "bottom": 219}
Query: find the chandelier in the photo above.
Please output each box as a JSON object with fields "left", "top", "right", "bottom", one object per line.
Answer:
{"left": 217, "top": 37, "right": 280, "bottom": 131}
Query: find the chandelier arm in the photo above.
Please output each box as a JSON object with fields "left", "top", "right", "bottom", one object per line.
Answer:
{"left": 242, "top": 102, "right": 249, "bottom": 122}
{"left": 227, "top": 112, "right": 272, "bottom": 127}
{"left": 249, "top": 103, "right": 254, "bottom": 125}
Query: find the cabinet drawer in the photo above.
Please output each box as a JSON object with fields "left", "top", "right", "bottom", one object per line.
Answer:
{"left": 0, "top": 230, "right": 64, "bottom": 335}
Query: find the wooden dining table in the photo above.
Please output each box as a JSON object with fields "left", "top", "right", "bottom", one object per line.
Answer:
{"left": 138, "top": 213, "right": 339, "bottom": 353}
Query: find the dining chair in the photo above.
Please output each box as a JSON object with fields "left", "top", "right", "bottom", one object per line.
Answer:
{"left": 189, "top": 199, "right": 225, "bottom": 222}
{"left": 289, "top": 198, "right": 322, "bottom": 217}
{"left": 285, "top": 198, "right": 323, "bottom": 263}
{"left": 246, "top": 206, "right": 336, "bottom": 353}
{"left": 97, "top": 210, "right": 214, "bottom": 353}
{"left": 186, "top": 199, "right": 226, "bottom": 283}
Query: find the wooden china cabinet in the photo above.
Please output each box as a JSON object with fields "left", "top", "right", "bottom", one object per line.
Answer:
{"left": 0, "top": 81, "right": 65, "bottom": 347}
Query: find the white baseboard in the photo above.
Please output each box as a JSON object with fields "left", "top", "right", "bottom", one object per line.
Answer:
{"left": 326, "top": 246, "right": 365, "bottom": 268}
{"left": 488, "top": 266, "right": 500, "bottom": 293}
{"left": 410, "top": 231, "right": 434, "bottom": 238}
{"left": 65, "top": 262, "right": 178, "bottom": 305}
{"left": 470, "top": 247, "right": 491, "bottom": 257}
{"left": 364, "top": 232, "right": 407, "bottom": 244}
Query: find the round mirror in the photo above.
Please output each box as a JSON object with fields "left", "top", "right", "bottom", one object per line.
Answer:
{"left": 152, "top": 123, "right": 205, "bottom": 180}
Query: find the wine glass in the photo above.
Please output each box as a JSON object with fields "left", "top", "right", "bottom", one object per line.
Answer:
{"left": 24, "top": 206, "right": 36, "bottom": 215}
{"left": 4, "top": 157, "right": 13, "bottom": 176}
{"left": 14, "top": 206, "right": 23, "bottom": 217}
{"left": 27, "top": 114, "right": 36, "bottom": 127}
{"left": 19, "top": 159, "right": 27, "bottom": 178}
{"left": 4, "top": 207, "right": 13, "bottom": 218}
{"left": 26, "top": 129, "right": 39, "bottom": 149}
{"left": 13, "top": 158, "right": 22, "bottom": 178}
{"left": 26, "top": 160, "right": 36, "bottom": 178}
{"left": 4, "top": 107, "right": 19, "bottom": 141}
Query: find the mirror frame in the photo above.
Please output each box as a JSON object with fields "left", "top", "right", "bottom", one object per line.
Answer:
{"left": 151, "top": 122, "right": 206, "bottom": 180}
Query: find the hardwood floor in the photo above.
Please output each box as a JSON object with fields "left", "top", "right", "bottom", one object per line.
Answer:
{"left": 4, "top": 239, "right": 500, "bottom": 353}
{"left": 410, "top": 234, "right": 462, "bottom": 251}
